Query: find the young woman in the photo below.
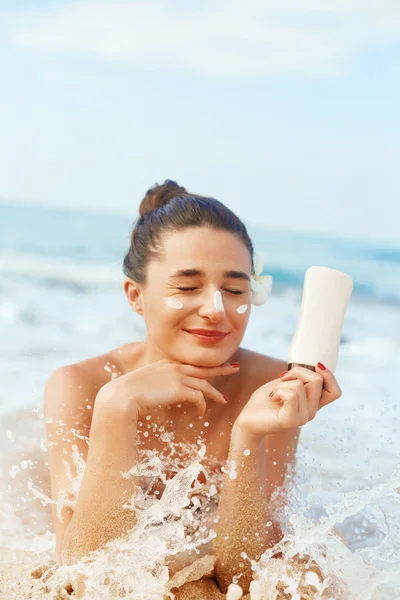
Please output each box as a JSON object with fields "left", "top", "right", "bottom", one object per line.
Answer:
{"left": 43, "top": 180, "right": 342, "bottom": 595}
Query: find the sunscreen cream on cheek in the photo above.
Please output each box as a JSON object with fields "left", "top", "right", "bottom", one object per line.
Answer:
{"left": 165, "top": 297, "right": 183, "bottom": 310}
{"left": 287, "top": 266, "right": 353, "bottom": 373}
{"left": 236, "top": 304, "right": 249, "bottom": 315}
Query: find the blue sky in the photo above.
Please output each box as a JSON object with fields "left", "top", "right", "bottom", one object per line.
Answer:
{"left": 0, "top": 1, "right": 400, "bottom": 245}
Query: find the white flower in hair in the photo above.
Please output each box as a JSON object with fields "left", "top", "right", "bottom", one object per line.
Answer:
{"left": 251, "top": 253, "right": 273, "bottom": 306}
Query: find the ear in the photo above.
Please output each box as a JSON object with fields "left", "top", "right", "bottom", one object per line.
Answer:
{"left": 123, "top": 277, "right": 144, "bottom": 316}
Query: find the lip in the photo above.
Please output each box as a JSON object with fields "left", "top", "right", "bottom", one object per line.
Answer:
{"left": 185, "top": 329, "right": 228, "bottom": 336}
{"left": 184, "top": 329, "right": 228, "bottom": 343}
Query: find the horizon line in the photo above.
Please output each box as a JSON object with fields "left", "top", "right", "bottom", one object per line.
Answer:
{"left": 1, "top": 195, "right": 398, "bottom": 251}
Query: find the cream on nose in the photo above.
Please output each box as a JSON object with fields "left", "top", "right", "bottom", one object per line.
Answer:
{"left": 213, "top": 290, "right": 225, "bottom": 312}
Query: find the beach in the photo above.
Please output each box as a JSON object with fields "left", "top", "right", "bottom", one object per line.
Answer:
{"left": 1, "top": 203, "right": 400, "bottom": 598}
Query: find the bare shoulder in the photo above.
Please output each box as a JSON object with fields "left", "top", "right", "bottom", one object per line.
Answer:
{"left": 45, "top": 356, "right": 108, "bottom": 400}
{"left": 44, "top": 342, "right": 139, "bottom": 419}
{"left": 50, "top": 341, "right": 139, "bottom": 388}
{"left": 43, "top": 362, "right": 101, "bottom": 428}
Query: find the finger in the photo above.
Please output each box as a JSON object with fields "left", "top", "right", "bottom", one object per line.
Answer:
{"left": 183, "top": 388, "right": 207, "bottom": 418}
{"left": 280, "top": 366, "right": 323, "bottom": 387}
{"left": 270, "top": 387, "right": 306, "bottom": 429}
{"left": 280, "top": 367, "right": 323, "bottom": 415}
{"left": 314, "top": 363, "right": 342, "bottom": 408}
{"left": 179, "top": 362, "right": 240, "bottom": 379}
{"left": 277, "top": 381, "right": 309, "bottom": 423}
{"left": 183, "top": 376, "right": 228, "bottom": 406}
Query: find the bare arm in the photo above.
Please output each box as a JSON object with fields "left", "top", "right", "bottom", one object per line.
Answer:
{"left": 60, "top": 397, "right": 141, "bottom": 565}
{"left": 213, "top": 362, "right": 342, "bottom": 594}
{"left": 213, "top": 423, "right": 300, "bottom": 594}
{"left": 45, "top": 360, "right": 237, "bottom": 565}
{"left": 44, "top": 366, "right": 142, "bottom": 565}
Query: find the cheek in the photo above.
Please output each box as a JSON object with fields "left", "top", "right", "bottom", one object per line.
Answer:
{"left": 224, "top": 293, "right": 250, "bottom": 316}
{"left": 145, "top": 296, "right": 184, "bottom": 331}
{"left": 225, "top": 297, "right": 251, "bottom": 330}
{"left": 236, "top": 303, "right": 249, "bottom": 315}
{"left": 160, "top": 298, "right": 189, "bottom": 326}
{"left": 234, "top": 306, "right": 250, "bottom": 331}
{"left": 165, "top": 297, "right": 183, "bottom": 310}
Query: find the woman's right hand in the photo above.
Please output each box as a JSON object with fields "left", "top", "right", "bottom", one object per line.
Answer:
{"left": 96, "top": 360, "right": 240, "bottom": 418}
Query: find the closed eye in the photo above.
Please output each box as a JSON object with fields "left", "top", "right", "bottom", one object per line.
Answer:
{"left": 177, "top": 287, "right": 245, "bottom": 295}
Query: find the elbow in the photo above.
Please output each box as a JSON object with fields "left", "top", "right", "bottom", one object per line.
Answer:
{"left": 60, "top": 530, "right": 89, "bottom": 566}
{"left": 214, "top": 559, "right": 253, "bottom": 596}
{"left": 60, "top": 536, "right": 80, "bottom": 566}
{"left": 60, "top": 526, "right": 107, "bottom": 566}
{"left": 59, "top": 539, "right": 89, "bottom": 598}
{"left": 58, "top": 524, "right": 77, "bottom": 566}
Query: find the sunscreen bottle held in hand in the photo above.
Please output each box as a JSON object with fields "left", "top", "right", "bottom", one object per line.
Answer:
{"left": 288, "top": 266, "right": 353, "bottom": 373}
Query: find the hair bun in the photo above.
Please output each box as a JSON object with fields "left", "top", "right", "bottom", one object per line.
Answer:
{"left": 139, "top": 179, "right": 188, "bottom": 217}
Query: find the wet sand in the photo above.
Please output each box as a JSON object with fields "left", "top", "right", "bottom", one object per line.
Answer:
{"left": 0, "top": 548, "right": 58, "bottom": 599}
{"left": 0, "top": 543, "right": 340, "bottom": 600}
{"left": 0, "top": 548, "right": 246, "bottom": 599}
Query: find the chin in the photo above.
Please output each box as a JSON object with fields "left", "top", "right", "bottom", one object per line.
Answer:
{"left": 175, "top": 346, "right": 236, "bottom": 368}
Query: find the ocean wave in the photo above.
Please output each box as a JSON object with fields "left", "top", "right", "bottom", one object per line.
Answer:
{"left": 0, "top": 250, "right": 123, "bottom": 290}
{"left": 1, "top": 249, "right": 400, "bottom": 305}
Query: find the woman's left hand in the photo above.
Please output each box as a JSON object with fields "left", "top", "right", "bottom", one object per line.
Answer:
{"left": 235, "top": 364, "right": 342, "bottom": 440}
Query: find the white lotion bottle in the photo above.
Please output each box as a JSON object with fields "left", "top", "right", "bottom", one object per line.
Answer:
{"left": 287, "top": 266, "right": 353, "bottom": 373}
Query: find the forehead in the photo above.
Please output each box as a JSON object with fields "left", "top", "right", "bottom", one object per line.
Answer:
{"left": 154, "top": 227, "right": 252, "bottom": 272}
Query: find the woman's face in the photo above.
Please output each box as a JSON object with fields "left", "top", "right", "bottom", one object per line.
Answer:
{"left": 138, "top": 226, "right": 253, "bottom": 367}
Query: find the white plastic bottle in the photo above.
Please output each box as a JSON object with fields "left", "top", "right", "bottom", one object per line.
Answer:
{"left": 287, "top": 266, "right": 353, "bottom": 373}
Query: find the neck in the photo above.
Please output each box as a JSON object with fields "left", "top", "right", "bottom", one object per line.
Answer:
{"left": 135, "top": 338, "right": 226, "bottom": 390}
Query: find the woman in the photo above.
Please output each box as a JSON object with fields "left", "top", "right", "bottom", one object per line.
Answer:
{"left": 43, "top": 180, "right": 342, "bottom": 596}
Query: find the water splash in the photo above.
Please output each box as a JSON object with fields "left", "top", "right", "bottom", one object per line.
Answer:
{"left": 2, "top": 410, "right": 400, "bottom": 599}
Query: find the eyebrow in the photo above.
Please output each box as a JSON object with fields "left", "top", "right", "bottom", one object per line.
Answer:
{"left": 170, "top": 269, "right": 251, "bottom": 282}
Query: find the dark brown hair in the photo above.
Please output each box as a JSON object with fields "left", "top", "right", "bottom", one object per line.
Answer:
{"left": 122, "top": 179, "right": 254, "bottom": 283}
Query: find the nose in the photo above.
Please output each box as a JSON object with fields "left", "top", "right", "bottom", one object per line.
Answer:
{"left": 198, "top": 290, "right": 225, "bottom": 322}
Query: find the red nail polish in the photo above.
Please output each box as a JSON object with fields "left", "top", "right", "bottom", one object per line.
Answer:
{"left": 317, "top": 362, "right": 326, "bottom": 370}
{"left": 279, "top": 371, "right": 288, "bottom": 378}
{"left": 223, "top": 395, "right": 229, "bottom": 401}
{"left": 230, "top": 362, "right": 240, "bottom": 368}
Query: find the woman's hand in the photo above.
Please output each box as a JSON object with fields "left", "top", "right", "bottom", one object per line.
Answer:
{"left": 96, "top": 360, "right": 240, "bottom": 419}
{"left": 235, "top": 364, "right": 342, "bottom": 439}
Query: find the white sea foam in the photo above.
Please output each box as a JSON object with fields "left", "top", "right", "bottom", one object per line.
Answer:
{"left": 0, "top": 250, "right": 122, "bottom": 289}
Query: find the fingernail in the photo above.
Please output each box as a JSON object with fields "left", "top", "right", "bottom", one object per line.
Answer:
{"left": 279, "top": 371, "right": 288, "bottom": 378}
{"left": 317, "top": 362, "right": 326, "bottom": 370}
{"left": 223, "top": 395, "right": 229, "bottom": 402}
{"left": 230, "top": 362, "right": 240, "bottom": 368}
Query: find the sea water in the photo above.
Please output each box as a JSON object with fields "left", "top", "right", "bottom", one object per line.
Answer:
{"left": 0, "top": 202, "right": 399, "bottom": 598}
